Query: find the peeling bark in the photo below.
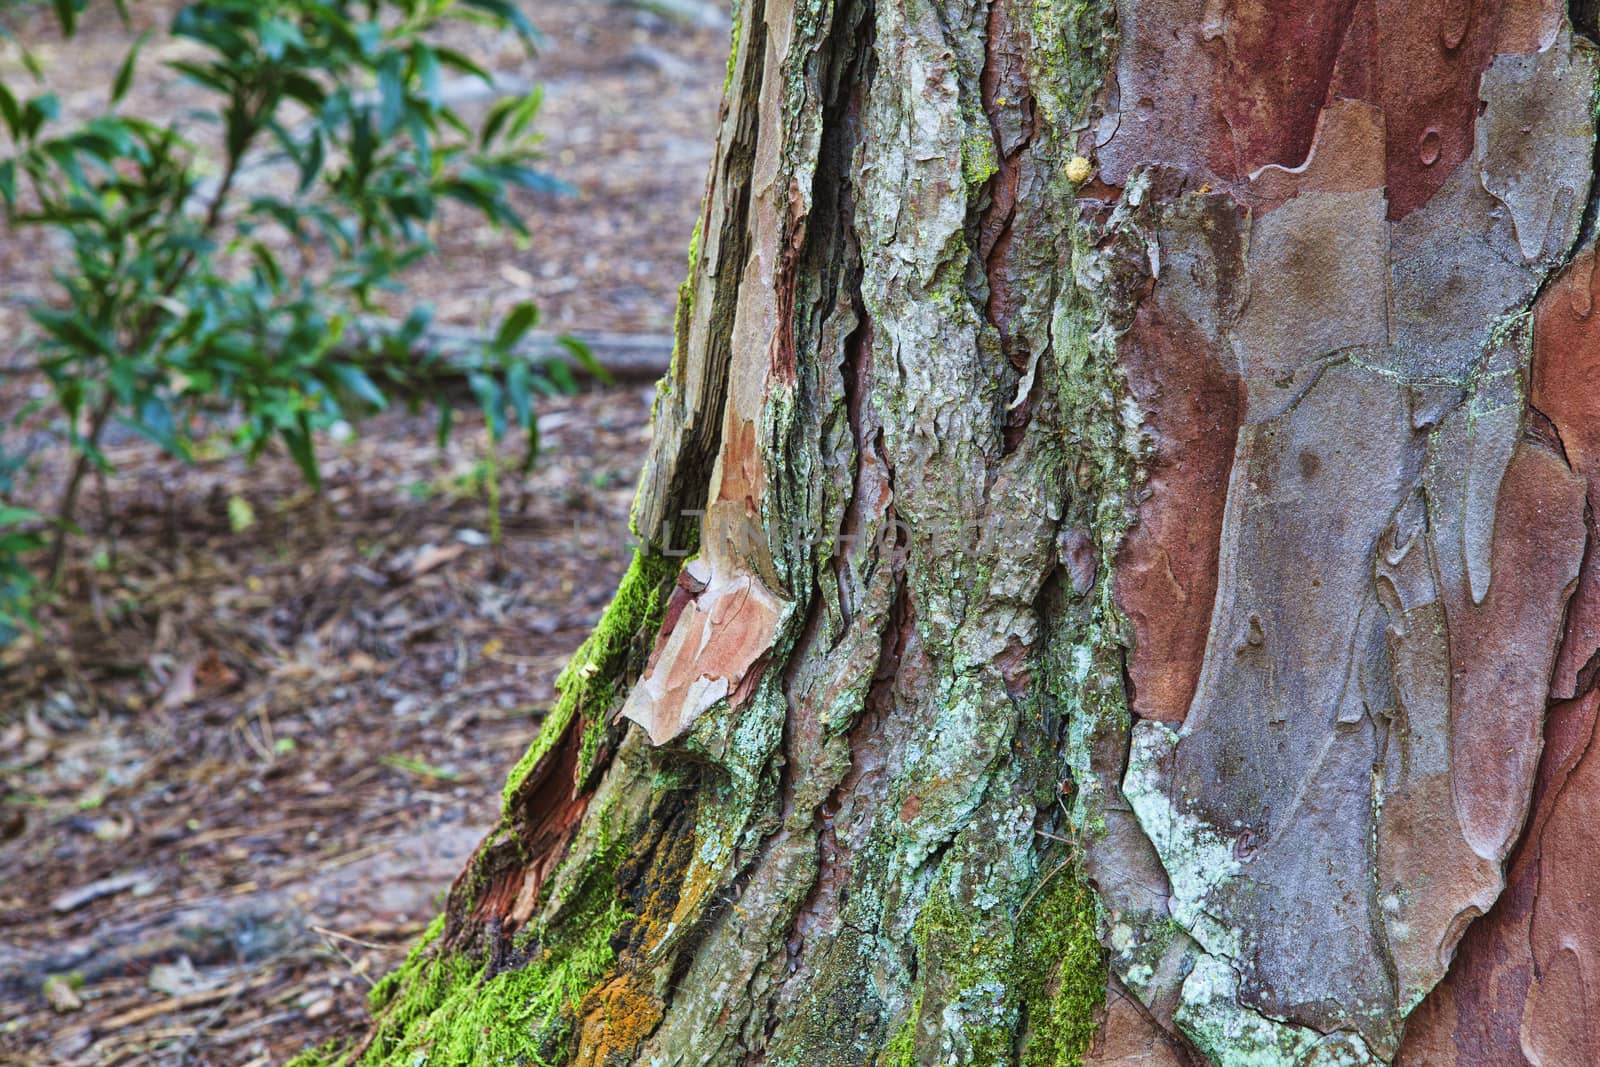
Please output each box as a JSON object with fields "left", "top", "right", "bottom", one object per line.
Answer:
{"left": 336, "top": 1, "right": 1600, "bottom": 1066}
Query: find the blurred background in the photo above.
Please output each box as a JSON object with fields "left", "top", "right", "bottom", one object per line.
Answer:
{"left": 0, "top": 1, "right": 728, "bottom": 1062}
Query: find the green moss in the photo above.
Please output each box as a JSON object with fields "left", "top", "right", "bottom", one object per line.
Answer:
{"left": 361, "top": 810, "right": 632, "bottom": 1066}
{"left": 913, "top": 879, "right": 1017, "bottom": 1063}
{"left": 672, "top": 215, "right": 704, "bottom": 371}
{"left": 369, "top": 914, "right": 447, "bottom": 1016}
{"left": 501, "top": 549, "right": 680, "bottom": 811}
{"left": 336, "top": 554, "right": 677, "bottom": 1064}
{"left": 879, "top": 998, "right": 920, "bottom": 1067}
{"left": 887, "top": 858, "right": 1106, "bottom": 1067}
{"left": 685, "top": 216, "right": 703, "bottom": 275}
{"left": 724, "top": 0, "right": 743, "bottom": 94}
{"left": 577, "top": 712, "right": 609, "bottom": 788}
{"left": 1017, "top": 867, "right": 1107, "bottom": 1067}
{"left": 284, "top": 1039, "right": 354, "bottom": 1067}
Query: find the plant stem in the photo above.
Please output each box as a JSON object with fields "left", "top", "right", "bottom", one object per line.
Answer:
{"left": 45, "top": 122, "right": 253, "bottom": 587}
{"left": 45, "top": 391, "right": 115, "bottom": 590}
{"left": 484, "top": 423, "right": 502, "bottom": 547}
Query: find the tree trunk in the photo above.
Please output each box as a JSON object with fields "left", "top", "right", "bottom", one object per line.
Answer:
{"left": 338, "top": 1, "right": 1600, "bottom": 1064}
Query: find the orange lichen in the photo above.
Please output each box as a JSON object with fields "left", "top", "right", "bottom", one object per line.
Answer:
{"left": 571, "top": 976, "right": 663, "bottom": 1067}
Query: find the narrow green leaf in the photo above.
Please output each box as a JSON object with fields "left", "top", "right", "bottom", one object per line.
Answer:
{"left": 250, "top": 240, "right": 283, "bottom": 290}
{"left": 165, "top": 61, "right": 231, "bottom": 95}
{"left": 399, "top": 304, "right": 434, "bottom": 345}
{"left": 547, "top": 360, "right": 577, "bottom": 394}
{"left": 284, "top": 417, "right": 321, "bottom": 489}
{"left": 558, "top": 335, "right": 612, "bottom": 384}
{"left": 0, "top": 83, "right": 21, "bottom": 139}
{"left": 413, "top": 44, "right": 442, "bottom": 109}
{"left": 467, "top": 370, "right": 505, "bottom": 438}
{"left": 51, "top": 0, "right": 78, "bottom": 37}
{"left": 479, "top": 96, "right": 518, "bottom": 149}
{"left": 493, "top": 301, "right": 539, "bottom": 351}
{"left": 298, "top": 128, "right": 324, "bottom": 194}
{"left": 22, "top": 94, "right": 59, "bottom": 141}
{"left": 377, "top": 52, "right": 406, "bottom": 137}
{"left": 329, "top": 363, "right": 388, "bottom": 410}
{"left": 280, "top": 73, "right": 326, "bottom": 112}
{"left": 479, "top": 162, "right": 569, "bottom": 197}
{"left": 111, "top": 33, "right": 150, "bottom": 107}
{"left": 458, "top": 0, "right": 539, "bottom": 42}
{"left": 506, "top": 358, "right": 532, "bottom": 430}
{"left": 432, "top": 46, "right": 494, "bottom": 85}
{"left": 506, "top": 87, "right": 543, "bottom": 142}
{"left": 259, "top": 18, "right": 304, "bottom": 62}
{"left": 519, "top": 412, "right": 539, "bottom": 473}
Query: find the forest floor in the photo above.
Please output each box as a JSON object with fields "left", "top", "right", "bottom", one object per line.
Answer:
{"left": 0, "top": 1, "right": 729, "bottom": 1064}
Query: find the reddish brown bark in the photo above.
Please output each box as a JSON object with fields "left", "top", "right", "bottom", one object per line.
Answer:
{"left": 1098, "top": 0, "right": 1599, "bottom": 1058}
{"left": 1395, "top": 227, "right": 1600, "bottom": 1067}
{"left": 1116, "top": 301, "right": 1243, "bottom": 724}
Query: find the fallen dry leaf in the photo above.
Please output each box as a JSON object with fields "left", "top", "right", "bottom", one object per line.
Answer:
{"left": 159, "top": 650, "right": 240, "bottom": 709}
{"left": 410, "top": 542, "right": 468, "bottom": 578}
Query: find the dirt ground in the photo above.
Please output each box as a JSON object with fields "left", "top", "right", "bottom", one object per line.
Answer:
{"left": 0, "top": 1, "right": 728, "bottom": 1064}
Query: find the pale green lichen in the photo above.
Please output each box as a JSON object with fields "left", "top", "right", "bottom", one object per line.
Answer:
{"left": 1122, "top": 722, "right": 1243, "bottom": 960}
{"left": 854, "top": 14, "right": 1129, "bottom": 1063}
{"left": 1176, "top": 954, "right": 1381, "bottom": 1067}
{"left": 1035, "top": 167, "right": 1184, "bottom": 1057}
{"left": 1047, "top": 219, "right": 1146, "bottom": 839}
{"left": 1590, "top": 54, "right": 1600, "bottom": 124}
{"left": 1071, "top": 177, "right": 1385, "bottom": 1064}
{"left": 1026, "top": 0, "right": 1120, "bottom": 126}
{"left": 962, "top": 117, "right": 1000, "bottom": 188}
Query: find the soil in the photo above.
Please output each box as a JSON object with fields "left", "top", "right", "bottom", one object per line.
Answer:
{"left": 0, "top": 1, "right": 729, "bottom": 1064}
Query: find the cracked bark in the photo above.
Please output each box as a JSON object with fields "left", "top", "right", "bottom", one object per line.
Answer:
{"left": 347, "top": 1, "right": 1600, "bottom": 1065}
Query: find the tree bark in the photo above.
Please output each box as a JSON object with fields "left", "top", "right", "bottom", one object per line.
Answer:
{"left": 337, "top": 1, "right": 1600, "bottom": 1065}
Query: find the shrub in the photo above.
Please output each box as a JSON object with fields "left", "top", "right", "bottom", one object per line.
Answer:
{"left": 0, "top": 0, "right": 593, "bottom": 629}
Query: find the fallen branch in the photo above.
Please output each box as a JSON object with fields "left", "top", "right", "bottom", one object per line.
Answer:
{"left": 343, "top": 318, "right": 675, "bottom": 383}
{"left": 613, "top": 0, "right": 730, "bottom": 30}
{"left": 50, "top": 871, "right": 152, "bottom": 915}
